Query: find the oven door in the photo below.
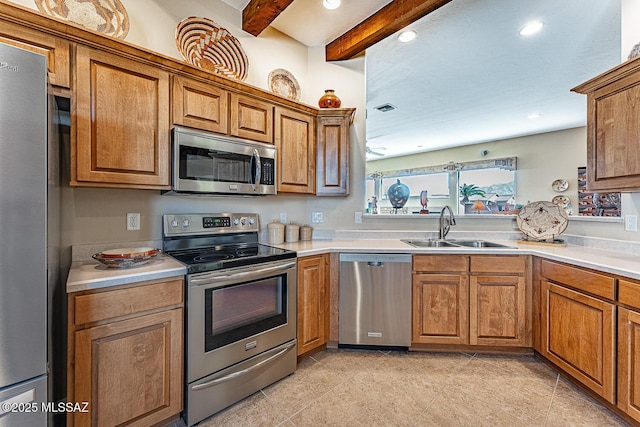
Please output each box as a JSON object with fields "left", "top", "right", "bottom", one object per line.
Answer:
{"left": 172, "top": 127, "right": 276, "bottom": 195}
{"left": 186, "top": 259, "right": 297, "bottom": 383}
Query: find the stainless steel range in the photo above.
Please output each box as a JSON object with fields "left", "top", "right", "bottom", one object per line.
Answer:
{"left": 163, "top": 213, "right": 297, "bottom": 426}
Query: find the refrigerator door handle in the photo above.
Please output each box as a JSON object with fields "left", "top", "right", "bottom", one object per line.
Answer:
{"left": 0, "top": 388, "right": 36, "bottom": 417}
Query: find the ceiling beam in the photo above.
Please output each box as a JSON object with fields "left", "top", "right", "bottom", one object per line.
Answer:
{"left": 242, "top": 0, "right": 294, "bottom": 36}
{"left": 325, "top": 0, "right": 452, "bottom": 61}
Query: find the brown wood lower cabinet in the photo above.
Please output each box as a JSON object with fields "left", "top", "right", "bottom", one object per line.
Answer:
{"left": 412, "top": 254, "right": 529, "bottom": 347}
{"left": 539, "top": 260, "right": 616, "bottom": 403}
{"left": 68, "top": 278, "right": 184, "bottom": 427}
{"left": 297, "top": 254, "right": 329, "bottom": 356}
{"left": 618, "top": 307, "right": 640, "bottom": 422}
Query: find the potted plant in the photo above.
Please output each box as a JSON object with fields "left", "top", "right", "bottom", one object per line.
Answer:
{"left": 459, "top": 183, "right": 486, "bottom": 203}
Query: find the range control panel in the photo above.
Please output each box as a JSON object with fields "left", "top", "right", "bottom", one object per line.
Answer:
{"left": 163, "top": 213, "right": 259, "bottom": 237}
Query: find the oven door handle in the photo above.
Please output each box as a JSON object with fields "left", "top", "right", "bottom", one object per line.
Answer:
{"left": 191, "top": 340, "right": 296, "bottom": 391}
{"left": 190, "top": 260, "right": 297, "bottom": 285}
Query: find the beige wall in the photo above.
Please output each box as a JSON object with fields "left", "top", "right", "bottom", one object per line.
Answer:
{"left": 11, "top": 0, "right": 639, "bottom": 244}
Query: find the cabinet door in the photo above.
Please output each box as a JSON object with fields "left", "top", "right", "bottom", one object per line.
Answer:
{"left": 172, "top": 75, "right": 229, "bottom": 134}
{"left": 73, "top": 308, "right": 183, "bottom": 427}
{"left": 316, "top": 113, "right": 351, "bottom": 196}
{"left": 541, "top": 281, "right": 615, "bottom": 403}
{"left": 586, "top": 74, "right": 640, "bottom": 191}
{"left": 470, "top": 275, "right": 527, "bottom": 346}
{"left": 73, "top": 46, "right": 170, "bottom": 189}
{"left": 412, "top": 273, "right": 469, "bottom": 345}
{"left": 230, "top": 93, "right": 273, "bottom": 143}
{"left": 275, "top": 107, "right": 315, "bottom": 194}
{"left": 0, "top": 21, "right": 70, "bottom": 88}
{"left": 297, "top": 254, "right": 329, "bottom": 356}
{"left": 618, "top": 307, "right": 640, "bottom": 422}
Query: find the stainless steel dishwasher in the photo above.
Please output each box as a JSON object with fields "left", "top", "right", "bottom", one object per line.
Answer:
{"left": 339, "top": 253, "right": 412, "bottom": 348}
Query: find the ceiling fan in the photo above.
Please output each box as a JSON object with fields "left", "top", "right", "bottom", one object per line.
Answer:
{"left": 365, "top": 146, "right": 387, "bottom": 157}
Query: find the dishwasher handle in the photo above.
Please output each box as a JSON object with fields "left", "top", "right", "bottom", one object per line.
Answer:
{"left": 367, "top": 261, "right": 384, "bottom": 267}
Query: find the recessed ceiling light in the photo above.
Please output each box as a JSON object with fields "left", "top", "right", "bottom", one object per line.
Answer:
{"left": 398, "top": 30, "right": 417, "bottom": 43}
{"left": 519, "top": 21, "right": 543, "bottom": 36}
{"left": 528, "top": 113, "right": 541, "bottom": 119}
{"left": 374, "top": 103, "right": 397, "bottom": 112}
{"left": 323, "top": 0, "right": 341, "bottom": 10}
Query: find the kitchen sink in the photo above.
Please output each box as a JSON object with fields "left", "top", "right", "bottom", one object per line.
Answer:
{"left": 401, "top": 239, "right": 514, "bottom": 249}
{"left": 401, "top": 239, "right": 460, "bottom": 248}
{"left": 453, "top": 240, "right": 514, "bottom": 248}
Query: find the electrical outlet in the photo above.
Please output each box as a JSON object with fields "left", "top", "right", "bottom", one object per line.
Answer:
{"left": 312, "top": 211, "right": 323, "bottom": 223}
{"left": 625, "top": 215, "right": 638, "bottom": 232}
{"left": 127, "top": 213, "right": 140, "bottom": 231}
{"left": 279, "top": 212, "right": 287, "bottom": 224}
{"left": 355, "top": 211, "right": 363, "bottom": 224}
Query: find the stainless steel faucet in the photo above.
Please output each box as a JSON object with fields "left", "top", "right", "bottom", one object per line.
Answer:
{"left": 439, "top": 205, "right": 456, "bottom": 239}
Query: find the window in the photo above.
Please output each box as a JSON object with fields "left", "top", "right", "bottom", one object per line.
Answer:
{"left": 366, "top": 157, "right": 516, "bottom": 215}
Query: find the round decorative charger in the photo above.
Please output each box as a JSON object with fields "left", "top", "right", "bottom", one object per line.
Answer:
{"left": 176, "top": 16, "right": 249, "bottom": 81}
{"left": 34, "top": 0, "right": 130, "bottom": 39}
{"left": 268, "top": 68, "right": 300, "bottom": 101}
{"left": 516, "top": 201, "right": 569, "bottom": 241}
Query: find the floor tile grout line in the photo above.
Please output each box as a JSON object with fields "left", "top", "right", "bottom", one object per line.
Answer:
{"left": 543, "top": 373, "right": 560, "bottom": 427}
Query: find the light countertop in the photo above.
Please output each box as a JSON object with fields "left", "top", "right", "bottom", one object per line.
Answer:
{"left": 270, "top": 238, "right": 640, "bottom": 281}
{"left": 66, "top": 254, "right": 187, "bottom": 293}
{"left": 67, "top": 237, "right": 640, "bottom": 293}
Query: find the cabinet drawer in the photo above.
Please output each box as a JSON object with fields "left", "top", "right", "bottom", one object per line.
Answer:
{"left": 619, "top": 279, "right": 640, "bottom": 310}
{"left": 540, "top": 260, "right": 615, "bottom": 300}
{"left": 413, "top": 255, "right": 468, "bottom": 273}
{"left": 470, "top": 255, "right": 525, "bottom": 274}
{"left": 73, "top": 278, "right": 184, "bottom": 325}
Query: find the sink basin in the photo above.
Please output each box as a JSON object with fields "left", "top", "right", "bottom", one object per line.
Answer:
{"left": 401, "top": 239, "right": 514, "bottom": 249}
{"left": 401, "top": 239, "right": 460, "bottom": 248}
{"left": 453, "top": 240, "right": 514, "bottom": 248}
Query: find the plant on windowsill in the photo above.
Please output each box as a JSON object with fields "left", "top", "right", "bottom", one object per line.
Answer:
{"left": 459, "top": 183, "right": 486, "bottom": 203}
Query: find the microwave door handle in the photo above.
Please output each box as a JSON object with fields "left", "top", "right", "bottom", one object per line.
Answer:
{"left": 251, "top": 149, "right": 261, "bottom": 191}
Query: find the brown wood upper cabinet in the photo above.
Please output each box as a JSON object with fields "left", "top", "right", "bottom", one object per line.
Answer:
{"left": 538, "top": 259, "right": 616, "bottom": 403}
{"left": 316, "top": 109, "right": 354, "bottom": 196}
{"left": 73, "top": 45, "right": 170, "bottom": 189}
{"left": 172, "top": 75, "right": 229, "bottom": 134}
{"left": 572, "top": 56, "right": 640, "bottom": 191}
{"left": 230, "top": 93, "right": 274, "bottom": 143}
{"left": 275, "top": 106, "right": 315, "bottom": 194}
{"left": 0, "top": 21, "right": 70, "bottom": 89}
{"left": 68, "top": 278, "right": 184, "bottom": 427}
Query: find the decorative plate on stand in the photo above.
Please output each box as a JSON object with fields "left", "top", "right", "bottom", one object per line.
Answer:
{"left": 176, "top": 16, "right": 249, "bottom": 81}
{"left": 516, "top": 201, "right": 569, "bottom": 241}
{"left": 34, "top": 0, "right": 130, "bottom": 39}
{"left": 268, "top": 68, "right": 300, "bottom": 101}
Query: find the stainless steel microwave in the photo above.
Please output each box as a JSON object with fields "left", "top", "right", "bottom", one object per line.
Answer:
{"left": 168, "top": 126, "right": 277, "bottom": 196}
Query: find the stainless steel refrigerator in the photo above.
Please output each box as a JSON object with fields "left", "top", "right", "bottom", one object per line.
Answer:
{"left": 0, "top": 42, "right": 57, "bottom": 426}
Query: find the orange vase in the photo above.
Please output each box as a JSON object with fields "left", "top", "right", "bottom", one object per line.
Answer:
{"left": 318, "top": 89, "right": 341, "bottom": 108}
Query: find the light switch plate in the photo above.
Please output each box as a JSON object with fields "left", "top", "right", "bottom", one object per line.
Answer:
{"left": 312, "top": 211, "right": 323, "bottom": 223}
{"left": 355, "top": 212, "right": 363, "bottom": 223}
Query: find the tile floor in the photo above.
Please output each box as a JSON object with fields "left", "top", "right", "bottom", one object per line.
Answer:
{"left": 196, "top": 349, "right": 630, "bottom": 426}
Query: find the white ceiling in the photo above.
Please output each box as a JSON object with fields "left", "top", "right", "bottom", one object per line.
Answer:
{"left": 223, "top": 0, "right": 622, "bottom": 159}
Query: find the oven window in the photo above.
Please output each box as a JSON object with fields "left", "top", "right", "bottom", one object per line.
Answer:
{"left": 180, "top": 146, "right": 251, "bottom": 183}
{"left": 204, "top": 274, "right": 287, "bottom": 352}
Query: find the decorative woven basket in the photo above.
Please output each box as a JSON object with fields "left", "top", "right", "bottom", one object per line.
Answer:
{"left": 176, "top": 16, "right": 248, "bottom": 81}
{"left": 34, "top": 0, "right": 129, "bottom": 39}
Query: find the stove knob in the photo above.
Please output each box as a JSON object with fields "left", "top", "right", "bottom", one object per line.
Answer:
{"left": 233, "top": 218, "right": 239, "bottom": 226}
{"left": 170, "top": 218, "right": 179, "bottom": 228}
{"left": 241, "top": 218, "right": 247, "bottom": 226}
{"left": 182, "top": 218, "right": 190, "bottom": 227}
{"left": 248, "top": 218, "right": 255, "bottom": 225}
